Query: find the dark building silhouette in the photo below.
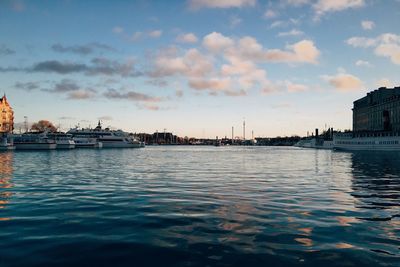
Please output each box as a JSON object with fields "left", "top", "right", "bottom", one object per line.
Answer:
{"left": 353, "top": 87, "right": 400, "bottom": 132}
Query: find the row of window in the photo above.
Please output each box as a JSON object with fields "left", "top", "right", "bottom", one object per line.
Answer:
{"left": 336, "top": 140, "right": 399, "bottom": 145}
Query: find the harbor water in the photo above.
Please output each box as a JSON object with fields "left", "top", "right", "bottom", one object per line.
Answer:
{"left": 0, "top": 147, "right": 399, "bottom": 266}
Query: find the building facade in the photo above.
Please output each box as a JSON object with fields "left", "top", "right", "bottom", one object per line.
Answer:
{"left": 353, "top": 87, "right": 400, "bottom": 132}
{"left": 0, "top": 94, "right": 14, "bottom": 133}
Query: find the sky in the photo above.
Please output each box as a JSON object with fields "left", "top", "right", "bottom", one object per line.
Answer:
{"left": 1, "top": 0, "right": 400, "bottom": 138}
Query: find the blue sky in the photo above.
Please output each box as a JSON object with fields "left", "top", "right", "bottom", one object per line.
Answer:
{"left": 1, "top": 0, "right": 399, "bottom": 137}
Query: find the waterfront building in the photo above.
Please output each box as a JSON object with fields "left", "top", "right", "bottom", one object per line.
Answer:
{"left": 353, "top": 87, "right": 400, "bottom": 132}
{"left": 0, "top": 94, "right": 14, "bottom": 133}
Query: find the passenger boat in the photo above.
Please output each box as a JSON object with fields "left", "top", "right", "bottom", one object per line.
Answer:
{"left": 13, "top": 132, "right": 57, "bottom": 150}
{"left": 333, "top": 131, "right": 400, "bottom": 151}
{"left": 0, "top": 135, "right": 15, "bottom": 150}
{"left": 68, "top": 121, "right": 144, "bottom": 148}
{"left": 47, "top": 132, "right": 75, "bottom": 149}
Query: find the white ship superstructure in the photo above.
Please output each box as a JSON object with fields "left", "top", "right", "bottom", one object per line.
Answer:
{"left": 333, "top": 132, "right": 400, "bottom": 151}
{"left": 68, "top": 121, "right": 144, "bottom": 148}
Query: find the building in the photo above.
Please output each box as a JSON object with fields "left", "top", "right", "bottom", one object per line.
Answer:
{"left": 0, "top": 94, "right": 14, "bottom": 133}
{"left": 353, "top": 87, "right": 400, "bottom": 132}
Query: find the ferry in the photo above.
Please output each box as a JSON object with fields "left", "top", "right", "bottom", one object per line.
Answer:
{"left": 47, "top": 132, "right": 75, "bottom": 149}
{"left": 13, "top": 132, "right": 57, "bottom": 150}
{"left": 67, "top": 121, "right": 144, "bottom": 148}
{"left": 294, "top": 138, "right": 333, "bottom": 149}
{"left": 333, "top": 131, "right": 400, "bottom": 151}
{"left": 0, "top": 135, "right": 15, "bottom": 150}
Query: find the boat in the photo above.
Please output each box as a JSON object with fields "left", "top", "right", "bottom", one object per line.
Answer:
{"left": 73, "top": 137, "right": 103, "bottom": 148}
{"left": 333, "top": 131, "right": 400, "bottom": 151}
{"left": 67, "top": 121, "right": 144, "bottom": 148}
{"left": 0, "top": 135, "right": 15, "bottom": 150}
{"left": 13, "top": 132, "right": 57, "bottom": 150}
{"left": 47, "top": 132, "right": 76, "bottom": 149}
{"left": 294, "top": 138, "right": 333, "bottom": 149}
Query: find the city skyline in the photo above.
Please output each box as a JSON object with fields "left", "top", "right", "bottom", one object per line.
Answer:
{"left": 1, "top": 0, "right": 400, "bottom": 138}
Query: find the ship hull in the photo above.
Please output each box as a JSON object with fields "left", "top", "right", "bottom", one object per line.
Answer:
{"left": 15, "top": 143, "right": 57, "bottom": 150}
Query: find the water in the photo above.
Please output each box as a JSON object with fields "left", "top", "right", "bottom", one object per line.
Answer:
{"left": 0, "top": 147, "right": 399, "bottom": 267}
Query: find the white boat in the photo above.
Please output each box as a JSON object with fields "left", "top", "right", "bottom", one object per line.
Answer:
{"left": 13, "top": 132, "right": 57, "bottom": 150}
{"left": 68, "top": 121, "right": 144, "bottom": 148}
{"left": 0, "top": 135, "right": 15, "bottom": 150}
{"left": 294, "top": 138, "right": 333, "bottom": 149}
{"left": 73, "top": 137, "right": 103, "bottom": 148}
{"left": 47, "top": 133, "right": 75, "bottom": 149}
{"left": 333, "top": 132, "right": 400, "bottom": 151}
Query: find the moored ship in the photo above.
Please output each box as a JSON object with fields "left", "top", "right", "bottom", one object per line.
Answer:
{"left": 47, "top": 132, "right": 76, "bottom": 149}
{"left": 68, "top": 121, "right": 144, "bottom": 148}
{"left": 13, "top": 132, "right": 57, "bottom": 150}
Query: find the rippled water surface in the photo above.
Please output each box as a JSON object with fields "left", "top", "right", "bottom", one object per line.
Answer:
{"left": 0, "top": 146, "right": 399, "bottom": 266}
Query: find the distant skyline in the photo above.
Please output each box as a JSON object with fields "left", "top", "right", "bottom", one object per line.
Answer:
{"left": 1, "top": 0, "right": 400, "bottom": 138}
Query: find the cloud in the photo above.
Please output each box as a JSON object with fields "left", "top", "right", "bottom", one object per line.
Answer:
{"left": 59, "top": 116, "right": 76, "bottom": 120}
{"left": 51, "top": 43, "right": 115, "bottom": 55}
{"left": 103, "top": 89, "right": 163, "bottom": 102}
{"left": 46, "top": 79, "right": 79, "bottom": 93}
{"left": 176, "top": 33, "right": 198, "bottom": 43}
{"left": 188, "top": 78, "right": 231, "bottom": 91}
{"left": 283, "top": 81, "right": 308, "bottom": 92}
{"left": 29, "top": 58, "right": 141, "bottom": 76}
{"left": 148, "top": 30, "right": 162, "bottom": 38}
{"left": 0, "top": 44, "right": 16, "bottom": 55}
{"left": 98, "top": 116, "right": 113, "bottom": 121}
{"left": 10, "top": 0, "right": 25, "bottom": 12}
{"left": 284, "top": 0, "right": 310, "bottom": 6}
{"left": 112, "top": 26, "right": 124, "bottom": 34}
{"left": 361, "top": 20, "right": 375, "bottom": 30}
{"left": 67, "top": 89, "right": 96, "bottom": 100}
{"left": 376, "top": 78, "right": 393, "bottom": 88}
{"left": 355, "top": 60, "right": 372, "bottom": 67}
{"left": 322, "top": 71, "right": 364, "bottom": 91}
{"left": 150, "top": 48, "right": 214, "bottom": 78}
{"left": 32, "top": 60, "right": 87, "bottom": 74}
{"left": 347, "top": 33, "right": 400, "bottom": 64}
{"left": 203, "top": 32, "right": 235, "bottom": 53}
{"left": 229, "top": 15, "right": 242, "bottom": 28}
{"left": 313, "top": 0, "right": 365, "bottom": 18}
{"left": 264, "top": 9, "right": 278, "bottom": 19}
{"left": 278, "top": 29, "right": 304, "bottom": 37}
{"left": 14, "top": 81, "right": 40, "bottom": 91}
{"left": 188, "top": 0, "right": 256, "bottom": 10}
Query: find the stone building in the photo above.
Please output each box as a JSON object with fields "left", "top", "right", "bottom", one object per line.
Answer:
{"left": 0, "top": 94, "right": 14, "bottom": 133}
{"left": 353, "top": 87, "right": 400, "bottom": 132}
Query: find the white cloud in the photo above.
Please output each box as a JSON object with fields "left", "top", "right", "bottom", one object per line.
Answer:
{"left": 264, "top": 9, "right": 278, "bottom": 19}
{"left": 322, "top": 71, "right": 364, "bottom": 91}
{"left": 176, "top": 33, "right": 198, "bottom": 43}
{"left": 283, "top": 81, "right": 308, "bottom": 92}
{"left": 188, "top": 0, "right": 256, "bottom": 9}
{"left": 361, "top": 20, "right": 375, "bottom": 30}
{"left": 376, "top": 78, "right": 393, "bottom": 88}
{"left": 151, "top": 48, "right": 214, "bottom": 78}
{"left": 285, "top": 0, "right": 310, "bottom": 6}
{"left": 150, "top": 32, "right": 320, "bottom": 96}
{"left": 347, "top": 33, "right": 400, "bottom": 64}
{"left": 112, "top": 26, "right": 124, "bottom": 34}
{"left": 346, "top": 36, "right": 377, "bottom": 48}
{"left": 148, "top": 30, "right": 162, "bottom": 38}
{"left": 203, "top": 32, "right": 235, "bottom": 53}
{"left": 229, "top": 15, "right": 242, "bottom": 28}
{"left": 313, "top": 0, "right": 365, "bottom": 18}
{"left": 355, "top": 60, "right": 372, "bottom": 67}
{"left": 278, "top": 29, "right": 304, "bottom": 37}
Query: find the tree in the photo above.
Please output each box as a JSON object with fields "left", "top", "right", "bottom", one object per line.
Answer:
{"left": 31, "top": 120, "right": 57, "bottom": 132}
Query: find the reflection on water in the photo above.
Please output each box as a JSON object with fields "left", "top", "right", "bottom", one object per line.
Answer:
{"left": 351, "top": 151, "right": 400, "bottom": 215}
{"left": 0, "top": 152, "right": 13, "bottom": 221}
{"left": 0, "top": 147, "right": 399, "bottom": 267}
